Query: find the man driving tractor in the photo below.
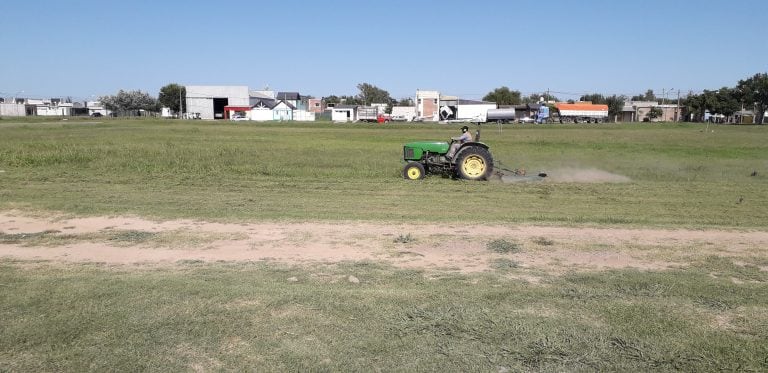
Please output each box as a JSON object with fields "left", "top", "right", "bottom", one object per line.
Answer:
{"left": 446, "top": 125, "right": 472, "bottom": 159}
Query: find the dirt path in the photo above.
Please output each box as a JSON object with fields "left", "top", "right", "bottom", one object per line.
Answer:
{"left": 1, "top": 211, "right": 767, "bottom": 275}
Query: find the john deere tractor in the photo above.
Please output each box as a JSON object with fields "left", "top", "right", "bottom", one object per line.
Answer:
{"left": 402, "top": 124, "right": 494, "bottom": 180}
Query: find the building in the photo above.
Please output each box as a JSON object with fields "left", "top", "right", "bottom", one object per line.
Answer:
{"left": 276, "top": 92, "right": 304, "bottom": 110}
{"left": 186, "top": 86, "right": 249, "bottom": 120}
{"left": 308, "top": 98, "right": 323, "bottom": 113}
{"left": 622, "top": 101, "right": 681, "bottom": 122}
{"left": 331, "top": 105, "right": 358, "bottom": 122}
{"left": 416, "top": 90, "right": 440, "bottom": 121}
{"left": 0, "top": 103, "right": 25, "bottom": 116}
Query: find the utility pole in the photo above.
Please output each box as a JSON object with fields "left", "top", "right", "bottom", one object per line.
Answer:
{"left": 178, "top": 84, "right": 183, "bottom": 119}
{"left": 676, "top": 89, "right": 681, "bottom": 122}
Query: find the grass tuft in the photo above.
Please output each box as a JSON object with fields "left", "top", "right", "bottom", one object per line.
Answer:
{"left": 394, "top": 233, "right": 416, "bottom": 244}
{"left": 487, "top": 239, "right": 522, "bottom": 254}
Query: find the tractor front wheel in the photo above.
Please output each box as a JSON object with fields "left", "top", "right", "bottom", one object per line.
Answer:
{"left": 403, "top": 162, "right": 426, "bottom": 180}
{"left": 456, "top": 146, "right": 493, "bottom": 180}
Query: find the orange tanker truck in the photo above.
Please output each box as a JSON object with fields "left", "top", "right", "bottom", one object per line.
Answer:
{"left": 554, "top": 102, "right": 609, "bottom": 123}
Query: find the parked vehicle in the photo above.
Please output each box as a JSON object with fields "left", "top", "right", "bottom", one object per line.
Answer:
{"left": 554, "top": 103, "right": 609, "bottom": 123}
{"left": 486, "top": 108, "right": 516, "bottom": 124}
{"left": 230, "top": 114, "right": 248, "bottom": 121}
{"left": 357, "top": 107, "right": 379, "bottom": 122}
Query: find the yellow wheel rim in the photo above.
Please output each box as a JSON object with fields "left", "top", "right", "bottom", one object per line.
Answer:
{"left": 461, "top": 155, "right": 486, "bottom": 177}
{"left": 406, "top": 167, "right": 422, "bottom": 179}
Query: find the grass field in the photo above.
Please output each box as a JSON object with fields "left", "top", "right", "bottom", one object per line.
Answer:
{"left": 1, "top": 118, "right": 767, "bottom": 371}
{"left": 0, "top": 118, "right": 766, "bottom": 227}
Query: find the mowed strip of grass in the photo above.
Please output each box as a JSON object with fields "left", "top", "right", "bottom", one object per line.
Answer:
{"left": 0, "top": 259, "right": 766, "bottom": 371}
{"left": 0, "top": 119, "right": 766, "bottom": 227}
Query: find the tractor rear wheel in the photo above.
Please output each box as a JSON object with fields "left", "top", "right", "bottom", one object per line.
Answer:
{"left": 403, "top": 162, "right": 426, "bottom": 180}
{"left": 456, "top": 146, "right": 493, "bottom": 180}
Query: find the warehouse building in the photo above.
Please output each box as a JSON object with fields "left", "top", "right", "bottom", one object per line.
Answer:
{"left": 185, "top": 86, "right": 249, "bottom": 120}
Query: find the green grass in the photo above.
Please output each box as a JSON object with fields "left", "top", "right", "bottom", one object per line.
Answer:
{"left": 0, "top": 260, "right": 765, "bottom": 371}
{"left": 1, "top": 118, "right": 766, "bottom": 227}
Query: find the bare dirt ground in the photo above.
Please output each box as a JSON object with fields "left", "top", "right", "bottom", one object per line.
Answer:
{"left": 1, "top": 210, "right": 767, "bottom": 275}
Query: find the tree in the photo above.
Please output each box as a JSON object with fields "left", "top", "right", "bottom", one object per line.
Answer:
{"left": 483, "top": 86, "right": 521, "bottom": 105}
{"left": 356, "top": 83, "right": 391, "bottom": 105}
{"left": 604, "top": 95, "right": 626, "bottom": 122}
{"left": 631, "top": 89, "right": 657, "bottom": 102}
{"left": 578, "top": 93, "right": 605, "bottom": 103}
{"left": 324, "top": 95, "right": 340, "bottom": 105}
{"left": 735, "top": 72, "right": 768, "bottom": 124}
{"left": 100, "top": 90, "right": 159, "bottom": 115}
{"left": 158, "top": 83, "right": 186, "bottom": 114}
{"left": 646, "top": 106, "right": 663, "bottom": 120}
{"left": 397, "top": 97, "right": 414, "bottom": 106}
{"left": 714, "top": 87, "right": 740, "bottom": 119}
{"left": 522, "top": 92, "right": 559, "bottom": 104}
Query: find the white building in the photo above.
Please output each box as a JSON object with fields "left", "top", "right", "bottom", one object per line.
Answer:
{"left": 0, "top": 103, "right": 25, "bottom": 116}
{"left": 416, "top": 90, "right": 440, "bottom": 121}
{"left": 331, "top": 105, "right": 358, "bottom": 122}
{"left": 186, "top": 85, "right": 249, "bottom": 120}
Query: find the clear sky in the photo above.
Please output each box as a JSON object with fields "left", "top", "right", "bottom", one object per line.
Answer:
{"left": 1, "top": 0, "right": 766, "bottom": 102}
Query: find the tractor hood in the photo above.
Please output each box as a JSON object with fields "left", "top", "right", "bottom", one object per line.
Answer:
{"left": 403, "top": 141, "right": 450, "bottom": 160}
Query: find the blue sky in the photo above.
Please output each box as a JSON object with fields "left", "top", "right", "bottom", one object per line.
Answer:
{"left": 1, "top": 0, "right": 766, "bottom": 101}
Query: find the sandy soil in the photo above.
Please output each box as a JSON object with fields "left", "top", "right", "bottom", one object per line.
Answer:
{"left": 1, "top": 211, "right": 767, "bottom": 275}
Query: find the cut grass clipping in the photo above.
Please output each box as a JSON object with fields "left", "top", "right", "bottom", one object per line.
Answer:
{"left": 487, "top": 238, "right": 522, "bottom": 253}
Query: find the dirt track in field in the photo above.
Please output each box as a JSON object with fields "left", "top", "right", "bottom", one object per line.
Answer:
{"left": 1, "top": 211, "right": 767, "bottom": 275}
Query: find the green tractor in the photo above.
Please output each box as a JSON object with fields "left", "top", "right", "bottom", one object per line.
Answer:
{"left": 402, "top": 124, "right": 494, "bottom": 181}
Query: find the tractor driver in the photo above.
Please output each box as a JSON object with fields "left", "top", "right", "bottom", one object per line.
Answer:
{"left": 446, "top": 125, "right": 472, "bottom": 159}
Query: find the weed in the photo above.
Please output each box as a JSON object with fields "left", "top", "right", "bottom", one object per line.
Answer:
{"left": 394, "top": 233, "right": 415, "bottom": 244}
{"left": 532, "top": 236, "right": 555, "bottom": 246}
{"left": 487, "top": 239, "right": 522, "bottom": 254}
{"left": 106, "top": 230, "right": 157, "bottom": 243}
{"left": 490, "top": 258, "right": 519, "bottom": 271}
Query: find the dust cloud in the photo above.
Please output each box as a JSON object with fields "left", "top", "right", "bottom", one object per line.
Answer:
{"left": 545, "top": 168, "right": 631, "bottom": 183}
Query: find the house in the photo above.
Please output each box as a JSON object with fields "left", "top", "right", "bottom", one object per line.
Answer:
{"left": 20, "top": 98, "right": 73, "bottom": 116}
{"left": 621, "top": 101, "right": 681, "bottom": 122}
{"left": 276, "top": 92, "right": 305, "bottom": 110}
{"left": 247, "top": 98, "right": 308, "bottom": 121}
{"left": 308, "top": 98, "right": 323, "bottom": 113}
{"left": 331, "top": 105, "right": 358, "bottom": 122}
{"left": 273, "top": 101, "right": 295, "bottom": 121}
